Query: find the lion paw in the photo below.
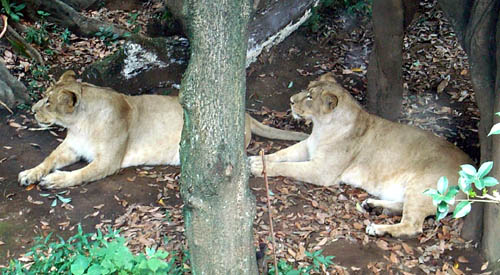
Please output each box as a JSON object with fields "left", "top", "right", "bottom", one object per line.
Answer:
{"left": 365, "top": 223, "right": 380, "bottom": 236}
{"left": 249, "top": 156, "right": 264, "bottom": 177}
{"left": 18, "top": 167, "right": 46, "bottom": 186}
{"left": 361, "top": 199, "right": 373, "bottom": 211}
{"left": 39, "top": 171, "right": 77, "bottom": 189}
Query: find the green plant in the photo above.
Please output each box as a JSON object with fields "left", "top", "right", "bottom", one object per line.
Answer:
{"left": 127, "top": 12, "right": 141, "bottom": 34}
{"left": 0, "top": 224, "right": 184, "bottom": 274}
{"left": 344, "top": 0, "right": 372, "bottom": 16}
{"left": 31, "top": 65, "right": 49, "bottom": 80}
{"left": 25, "top": 11, "right": 51, "bottom": 46}
{"left": 39, "top": 191, "right": 72, "bottom": 207}
{"left": 95, "top": 26, "right": 122, "bottom": 46}
{"left": 425, "top": 113, "right": 500, "bottom": 220}
{"left": 268, "top": 249, "right": 334, "bottom": 275}
{"left": 1, "top": 0, "right": 25, "bottom": 22}
{"left": 60, "top": 28, "right": 72, "bottom": 44}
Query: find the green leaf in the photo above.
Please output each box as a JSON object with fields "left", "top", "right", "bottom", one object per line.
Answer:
{"left": 423, "top": 189, "right": 439, "bottom": 196}
{"left": 285, "top": 270, "right": 301, "bottom": 275}
{"left": 474, "top": 178, "right": 486, "bottom": 190}
{"left": 453, "top": 201, "right": 472, "bottom": 219}
{"left": 443, "top": 186, "right": 459, "bottom": 205}
{"left": 86, "top": 264, "right": 104, "bottom": 275}
{"left": 483, "top": 176, "right": 499, "bottom": 187}
{"left": 477, "top": 161, "right": 493, "bottom": 178}
{"left": 437, "top": 201, "right": 449, "bottom": 213}
{"left": 423, "top": 189, "right": 444, "bottom": 205}
{"left": 51, "top": 199, "right": 57, "bottom": 207}
{"left": 436, "top": 208, "right": 448, "bottom": 221}
{"left": 460, "top": 164, "right": 477, "bottom": 176}
{"left": 147, "top": 258, "right": 164, "bottom": 272}
{"left": 56, "top": 195, "right": 72, "bottom": 204}
{"left": 70, "top": 255, "right": 89, "bottom": 275}
{"left": 488, "top": 123, "right": 500, "bottom": 136}
{"left": 437, "top": 176, "right": 448, "bottom": 195}
{"left": 39, "top": 193, "right": 51, "bottom": 197}
{"left": 458, "top": 176, "right": 472, "bottom": 193}
{"left": 288, "top": 81, "right": 294, "bottom": 88}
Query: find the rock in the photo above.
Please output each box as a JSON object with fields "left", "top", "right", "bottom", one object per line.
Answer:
{"left": 82, "top": 35, "right": 189, "bottom": 95}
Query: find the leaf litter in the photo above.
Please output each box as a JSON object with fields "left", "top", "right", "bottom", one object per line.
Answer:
{"left": 0, "top": 0, "right": 489, "bottom": 273}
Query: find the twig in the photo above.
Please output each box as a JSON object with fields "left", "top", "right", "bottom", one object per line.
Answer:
{"left": 456, "top": 199, "right": 500, "bottom": 204}
{"left": 0, "top": 99, "right": 13, "bottom": 114}
{"left": 0, "top": 15, "right": 7, "bottom": 39}
{"left": 260, "top": 150, "right": 278, "bottom": 275}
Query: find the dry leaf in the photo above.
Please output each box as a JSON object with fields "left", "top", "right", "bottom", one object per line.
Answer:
{"left": 25, "top": 184, "right": 36, "bottom": 191}
{"left": 376, "top": 239, "right": 389, "bottom": 250}
{"left": 27, "top": 195, "right": 43, "bottom": 205}
{"left": 457, "top": 256, "right": 469, "bottom": 263}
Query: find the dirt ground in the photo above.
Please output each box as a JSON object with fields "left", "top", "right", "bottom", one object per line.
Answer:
{"left": 0, "top": 0, "right": 489, "bottom": 274}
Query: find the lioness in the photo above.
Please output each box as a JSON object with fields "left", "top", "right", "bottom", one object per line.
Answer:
{"left": 250, "top": 73, "right": 471, "bottom": 238}
{"left": 18, "top": 70, "right": 308, "bottom": 189}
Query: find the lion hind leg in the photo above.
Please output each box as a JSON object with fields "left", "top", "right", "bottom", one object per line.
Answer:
{"left": 362, "top": 198, "right": 403, "bottom": 216}
{"left": 366, "top": 191, "right": 435, "bottom": 238}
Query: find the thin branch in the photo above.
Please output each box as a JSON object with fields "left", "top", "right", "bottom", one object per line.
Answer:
{"left": 260, "top": 150, "right": 278, "bottom": 275}
{"left": 0, "top": 99, "right": 14, "bottom": 114}
{"left": 0, "top": 15, "right": 7, "bottom": 39}
{"left": 456, "top": 199, "right": 500, "bottom": 204}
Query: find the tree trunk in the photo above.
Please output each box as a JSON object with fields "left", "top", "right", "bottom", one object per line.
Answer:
{"left": 178, "top": 0, "right": 257, "bottom": 274}
{"left": 366, "top": 0, "right": 417, "bottom": 121}
{"left": 0, "top": 61, "right": 29, "bottom": 109}
{"left": 483, "top": 3, "right": 500, "bottom": 269}
{"left": 439, "top": 2, "right": 500, "bottom": 267}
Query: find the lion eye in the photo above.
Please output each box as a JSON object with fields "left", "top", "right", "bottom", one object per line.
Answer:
{"left": 306, "top": 94, "right": 312, "bottom": 100}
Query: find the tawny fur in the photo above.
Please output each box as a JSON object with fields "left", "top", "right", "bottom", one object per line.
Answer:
{"left": 18, "top": 71, "right": 308, "bottom": 189}
{"left": 250, "top": 73, "right": 472, "bottom": 238}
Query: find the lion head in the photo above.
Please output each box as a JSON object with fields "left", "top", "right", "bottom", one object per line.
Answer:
{"left": 32, "top": 71, "right": 82, "bottom": 127}
{"left": 290, "top": 73, "right": 349, "bottom": 121}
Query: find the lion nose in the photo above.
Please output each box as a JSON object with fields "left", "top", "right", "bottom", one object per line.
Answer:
{"left": 290, "top": 98, "right": 295, "bottom": 105}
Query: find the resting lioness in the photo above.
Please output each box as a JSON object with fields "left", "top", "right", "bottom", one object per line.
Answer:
{"left": 18, "top": 70, "right": 308, "bottom": 189}
{"left": 250, "top": 73, "right": 471, "bottom": 238}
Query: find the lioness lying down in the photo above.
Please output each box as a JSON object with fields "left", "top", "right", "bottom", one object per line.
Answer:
{"left": 250, "top": 73, "right": 471, "bottom": 238}
{"left": 18, "top": 71, "right": 308, "bottom": 189}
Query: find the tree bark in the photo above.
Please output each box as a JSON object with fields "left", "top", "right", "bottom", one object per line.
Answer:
{"left": 178, "top": 0, "right": 257, "bottom": 273}
{"left": 439, "top": 3, "right": 500, "bottom": 264}
{"left": 366, "top": 0, "right": 405, "bottom": 121}
{"left": 483, "top": 3, "right": 500, "bottom": 269}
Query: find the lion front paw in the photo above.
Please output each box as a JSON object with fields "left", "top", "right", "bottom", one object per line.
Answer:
{"left": 249, "top": 156, "right": 264, "bottom": 177}
{"left": 18, "top": 167, "right": 47, "bottom": 186}
{"left": 39, "top": 171, "right": 79, "bottom": 189}
{"left": 365, "top": 223, "right": 381, "bottom": 236}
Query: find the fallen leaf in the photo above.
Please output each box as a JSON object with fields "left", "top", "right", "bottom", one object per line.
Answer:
{"left": 25, "top": 184, "right": 36, "bottom": 191}
{"left": 457, "top": 256, "right": 469, "bottom": 263}
{"left": 93, "top": 204, "right": 105, "bottom": 209}
{"left": 376, "top": 239, "right": 389, "bottom": 250}
{"left": 27, "top": 195, "right": 43, "bottom": 205}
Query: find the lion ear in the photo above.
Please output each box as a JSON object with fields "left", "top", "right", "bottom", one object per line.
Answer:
{"left": 58, "top": 89, "right": 81, "bottom": 113}
{"left": 318, "top": 72, "right": 337, "bottom": 83}
{"left": 321, "top": 92, "right": 338, "bottom": 113}
{"left": 58, "top": 70, "right": 77, "bottom": 83}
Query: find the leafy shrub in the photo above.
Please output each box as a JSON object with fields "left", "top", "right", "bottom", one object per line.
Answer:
{"left": 0, "top": 225, "right": 184, "bottom": 275}
{"left": 0, "top": 0, "right": 25, "bottom": 22}
{"left": 25, "top": 11, "right": 51, "bottom": 46}
{"left": 425, "top": 112, "right": 500, "bottom": 220}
